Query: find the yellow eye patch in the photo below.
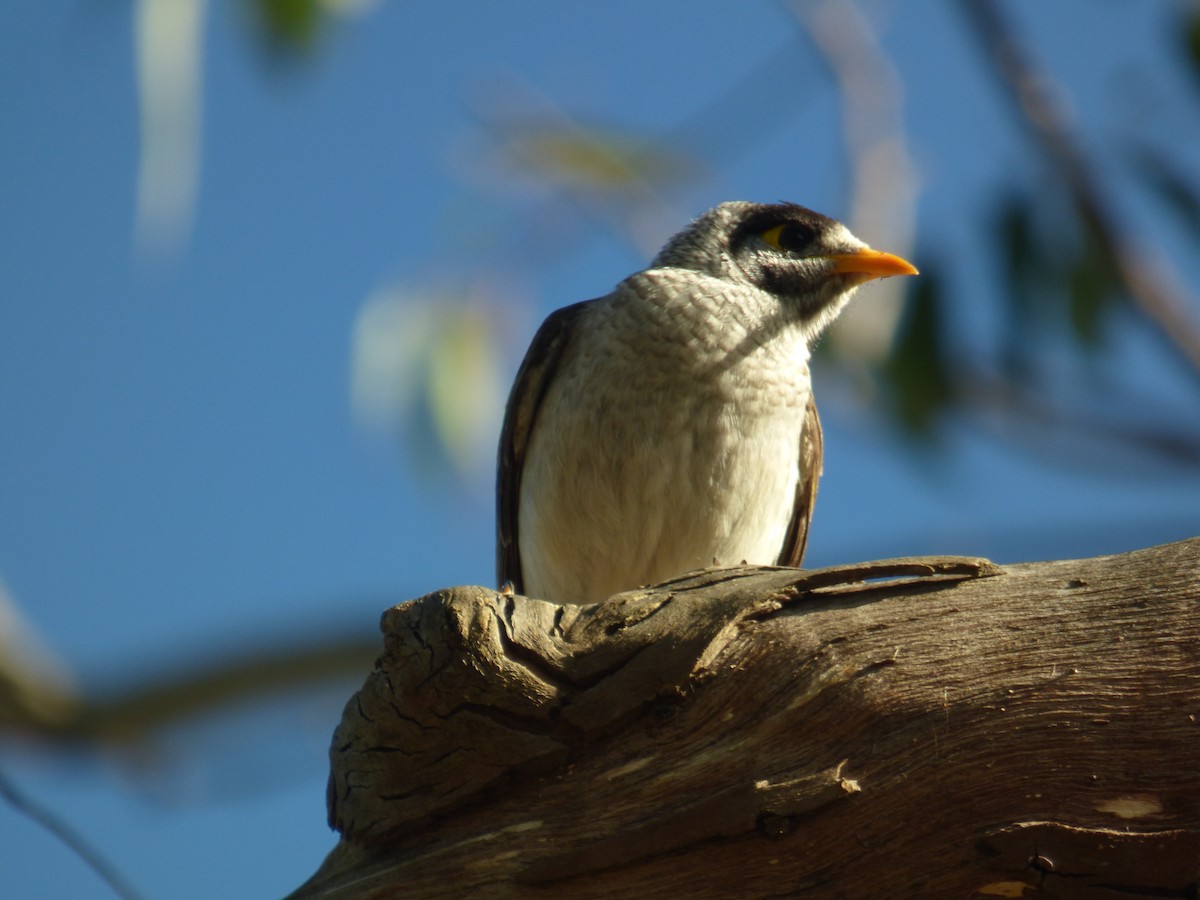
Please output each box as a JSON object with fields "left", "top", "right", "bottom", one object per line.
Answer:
{"left": 759, "top": 221, "right": 817, "bottom": 253}
{"left": 760, "top": 224, "right": 789, "bottom": 250}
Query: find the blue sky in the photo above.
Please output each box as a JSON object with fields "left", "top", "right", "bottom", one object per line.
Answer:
{"left": 2, "top": 2, "right": 1198, "bottom": 898}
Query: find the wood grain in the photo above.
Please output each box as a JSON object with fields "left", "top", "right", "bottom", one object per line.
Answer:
{"left": 290, "top": 539, "right": 1200, "bottom": 899}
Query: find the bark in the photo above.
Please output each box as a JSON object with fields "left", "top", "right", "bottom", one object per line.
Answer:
{"left": 289, "top": 538, "right": 1200, "bottom": 899}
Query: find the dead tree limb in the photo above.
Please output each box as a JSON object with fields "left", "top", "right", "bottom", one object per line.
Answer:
{"left": 290, "top": 538, "right": 1200, "bottom": 899}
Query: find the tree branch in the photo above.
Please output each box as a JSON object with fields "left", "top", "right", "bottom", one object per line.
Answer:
{"left": 290, "top": 538, "right": 1200, "bottom": 898}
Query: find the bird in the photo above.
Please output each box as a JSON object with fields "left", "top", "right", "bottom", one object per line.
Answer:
{"left": 496, "top": 201, "right": 917, "bottom": 605}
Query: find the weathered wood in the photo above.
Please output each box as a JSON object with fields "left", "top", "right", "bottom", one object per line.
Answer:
{"left": 289, "top": 539, "right": 1200, "bottom": 899}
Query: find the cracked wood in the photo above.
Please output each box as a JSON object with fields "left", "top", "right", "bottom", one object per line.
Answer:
{"left": 292, "top": 538, "right": 1200, "bottom": 899}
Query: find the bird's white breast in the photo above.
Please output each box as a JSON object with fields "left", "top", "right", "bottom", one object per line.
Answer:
{"left": 518, "top": 268, "right": 813, "bottom": 604}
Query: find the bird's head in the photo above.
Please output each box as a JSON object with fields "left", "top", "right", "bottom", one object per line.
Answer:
{"left": 651, "top": 201, "right": 918, "bottom": 339}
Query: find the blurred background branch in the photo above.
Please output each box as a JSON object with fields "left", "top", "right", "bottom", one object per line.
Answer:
{"left": 963, "top": 0, "right": 1200, "bottom": 380}
{"left": 790, "top": 0, "right": 918, "bottom": 367}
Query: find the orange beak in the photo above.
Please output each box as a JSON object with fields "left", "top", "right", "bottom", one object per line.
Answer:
{"left": 828, "top": 248, "right": 919, "bottom": 283}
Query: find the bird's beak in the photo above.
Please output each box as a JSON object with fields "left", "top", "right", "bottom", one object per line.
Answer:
{"left": 828, "top": 248, "right": 919, "bottom": 283}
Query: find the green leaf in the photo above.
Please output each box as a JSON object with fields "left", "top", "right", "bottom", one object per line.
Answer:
{"left": 993, "top": 193, "right": 1046, "bottom": 378}
{"left": 350, "top": 286, "right": 506, "bottom": 483}
{"left": 249, "top": 0, "right": 324, "bottom": 55}
{"left": 1066, "top": 220, "right": 1122, "bottom": 348}
{"left": 500, "top": 125, "right": 700, "bottom": 193}
{"left": 1186, "top": 8, "right": 1200, "bottom": 83}
{"left": 883, "top": 266, "right": 952, "bottom": 434}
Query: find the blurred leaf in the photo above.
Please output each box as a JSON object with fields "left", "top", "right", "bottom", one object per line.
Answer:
{"left": 351, "top": 285, "right": 506, "bottom": 484}
{"left": 500, "top": 125, "right": 700, "bottom": 193}
{"left": 247, "top": 0, "right": 324, "bottom": 54}
{"left": 1066, "top": 222, "right": 1121, "bottom": 347}
{"left": 134, "top": 0, "right": 206, "bottom": 261}
{"left": 243, "top": 0, "right": 380, "bottom": 57}
{"left": 883, "top": 267, "right": 952, "bottom": 434}
{"left": 0, "top": 579, "right": 78, "bottom": 731}
{"left": 426, "top": 308, "right": 505, "bottom": 480}
{"left": 994, "top": 193, "right": 1044, "bottom": 377}
{"left": 999, "top": 192, "right": 1054, "bottom": 314}
{"left": 1185, "top": 7, "right": 1200, "bottom": 83}
{"left": 992, "top": 187, "right": 1127, "bottom": 359}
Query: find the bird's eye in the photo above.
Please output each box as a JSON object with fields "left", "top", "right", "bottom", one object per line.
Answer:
{"left": 760, "top": 221, "right": 817, "bottom": 254}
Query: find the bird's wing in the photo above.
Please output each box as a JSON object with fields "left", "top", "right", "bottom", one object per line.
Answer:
{"left": 496, "top": 299, "right": 593, "bottom": 592}
{"left": 776, "top": 393, "right": 823, "bottom": 568}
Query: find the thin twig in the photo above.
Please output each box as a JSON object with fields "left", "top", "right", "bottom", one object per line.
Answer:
{"left": 0, "top": 768, "right": 146, "bottom": 900}
{"left": 961, "top": 0, "right": 1200, "bottom": 379}
{"left": 69, "top": 634, "right": 378, "bottom": 744}
{"left": 3, "top": 629, "right": 377, "bottom": 745}
{"left": 955, "top": 366, "right": 1200, "bottom": 472}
